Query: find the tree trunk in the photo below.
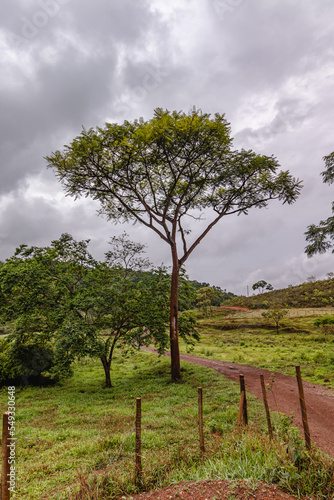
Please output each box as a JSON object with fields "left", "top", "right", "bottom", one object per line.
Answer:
{"left": 101, "top": 354, "right": 112, "bottom": 388}
{"left": 170, "top": 245, "right": 181, "bottom": 381}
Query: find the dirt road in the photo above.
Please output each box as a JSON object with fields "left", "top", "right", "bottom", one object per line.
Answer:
{"left": 145, "top": 348, "right": 334, "bottom": 456}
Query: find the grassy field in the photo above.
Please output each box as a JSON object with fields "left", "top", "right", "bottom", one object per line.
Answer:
{"left": 1, "top": 307, "right": 334, "bottom": 499}
{"left": 182, "top": 307, "right": 334, "bottom": 387}
{"left": 1, "top": 346, "right": 334, "bottom": 499}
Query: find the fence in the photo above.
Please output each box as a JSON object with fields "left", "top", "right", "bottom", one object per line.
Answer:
{"left": 0, "top": 365, "right": 312, "bottom": 496}
{"left": 132, "top": 365, "right": 311, "bottom": 484}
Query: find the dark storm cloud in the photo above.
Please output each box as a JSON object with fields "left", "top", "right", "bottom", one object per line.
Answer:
{"left": 1, "top": 0, "right": 334, "bottom": 293}
{"left": 0, "top": 0, "right": 170, "bottom": 192}
{"left": 0, "top": 175, "right": 116, "bottom": 261}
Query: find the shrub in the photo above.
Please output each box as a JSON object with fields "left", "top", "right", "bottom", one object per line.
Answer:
{"left": 314, "top": 316, "right": 334, "bottom": 327}
{"left": 0, "top": 334, "right": 60, "bottom": 386}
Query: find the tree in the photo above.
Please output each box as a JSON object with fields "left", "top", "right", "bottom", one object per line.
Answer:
{"left": 0, "top": 233, "right": 98, "bottom": 384}
{"left": 46, "top": 108, "right": 302, "bottom": 381}
{"left": 261, "top": 308, "right": 288, "bottom": 334}
{"left": 305, "top": 152, "right": 334, "bottom": 256}
{"left": 189, "top": 281, "right": 236, "bottom": 306}
{"left": 0, "top": 234, "right": 188, "bottom": 387}
{"left": 252, "top": 280, "right": 273, "bottom": 294}
{"left": 196, "top": 286, "right": 216, "bottom": 316}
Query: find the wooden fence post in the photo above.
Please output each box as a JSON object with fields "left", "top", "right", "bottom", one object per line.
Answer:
{"left": 260, "top": 375, "right": 273, "bottom": 440}
{"left": 238, "top": 390, "right": 245, "bottom": 426}
{"left": 239, "top": 375, "right": 248, "bottom": 425}
{"left": 1, "top": 412, "right": 11, "bottom": 500}
{"left": 135, "top": 398, "right": 142, "bottom": 484}
{"left": 295, "top": 366, "right": 311, "bottom": 451}
{"left": 198, "top": 387, "right": 205, "bottom": 452}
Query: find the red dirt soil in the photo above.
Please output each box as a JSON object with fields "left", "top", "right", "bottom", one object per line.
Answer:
{"left": 126, "top": 479, "right": 301, "bottom": 500}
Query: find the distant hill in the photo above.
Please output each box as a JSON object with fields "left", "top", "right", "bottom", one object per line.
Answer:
{"left": 226, "top": 278, "right": 334, "bottom": 309}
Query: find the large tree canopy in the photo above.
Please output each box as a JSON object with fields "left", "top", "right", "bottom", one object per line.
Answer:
{"left": 0, "top": 234, "right": 198, "bottom": 387}
{"left": 305, "top": 152, "right": 334, "bottom": 256}
{"left": 46, "top": 107, "right": 302, "bottom": 381}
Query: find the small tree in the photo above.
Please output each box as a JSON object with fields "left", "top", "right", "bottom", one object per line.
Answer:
{"left": 252, "top": 280, "right": 273, "bottom": 294}
{"left": 262, "top": 309, "right": 288, "bottom": 334}
{"left": 46, "top": 108, "right": 302, "bottom": 381}
{"left": 0, "top": 233, "right": 98, "bottom": 384}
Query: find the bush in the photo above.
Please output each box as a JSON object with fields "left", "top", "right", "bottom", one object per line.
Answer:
{"left": 0, "top": 334, "right": 61, "bottom": 386}
{"left": 314, "top": 316, "right": 334, "bottom": 327}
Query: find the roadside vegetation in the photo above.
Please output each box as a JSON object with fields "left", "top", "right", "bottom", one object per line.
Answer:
{"left": 186, "top": 306, "right": 334, "bottom": 387}
{"left": 1, "top": 351, "right": 333, "bottom": 499}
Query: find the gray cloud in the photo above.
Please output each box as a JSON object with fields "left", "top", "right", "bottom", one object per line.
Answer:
{"left": 1, "top": 0, "right": 334, "bottom": 294}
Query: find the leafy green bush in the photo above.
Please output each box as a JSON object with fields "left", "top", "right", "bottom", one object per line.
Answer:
{"left": 0, "top": 333, "right": 59, "bottom": 386}
{"left": 314, "top": 316, "right": 334, "bottom": 327}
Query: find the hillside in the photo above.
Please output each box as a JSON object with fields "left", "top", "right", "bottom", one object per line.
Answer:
{"left": 227, "top": 278, "right": 334, "bottom": 309}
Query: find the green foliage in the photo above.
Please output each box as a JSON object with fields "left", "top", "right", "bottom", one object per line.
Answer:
{"left": 0, "top": 333, "right": 56, "bottom": 385}
{"left": 177, "top": 269, "right": 197, "bottom": 311}
{"left": 195, "top": 286, "right": 216, "bottom": 316}
{"left": 261, "top": 309, "right": 288, "bottom": 333}
{"left": 0, "top": 233, "right": 192, "bottom": 387}
{"left": 46, "top": 107, "right": 302, "bottom": 381}
{"left": 305, "top": 151, "right": 334, "bottom": 256}
{"left": 46, "top": 108, "right": 301, "bottom": 230}
{"left": 314, "top": 315, "right": 334, "bottom": 327}
{"left": 178, "top": 312, "right": 200, "bottom": 352}
{"left": 252, "top": 280, "right": 273, "bottom": 293}
{"left": 184, "top": 280, "right": 236, "bottom": 307}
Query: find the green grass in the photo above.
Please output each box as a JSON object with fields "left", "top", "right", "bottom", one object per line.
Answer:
{"left": 2, "top": 348, "right": 334, "bottom": 499}
{"left": 0, "top": 351, "right": 256, "bottom": 499}
{"left": 184, "top": 307, "right": 334, "bottom": 387}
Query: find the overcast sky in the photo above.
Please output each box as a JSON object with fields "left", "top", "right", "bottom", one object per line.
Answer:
{"left": 1, "top": 0, "right": 334, "bottom": 295}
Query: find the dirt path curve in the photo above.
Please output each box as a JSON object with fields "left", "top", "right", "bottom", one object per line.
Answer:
{"left": 144, "top": 348, "right": 334, "bottom": 456}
